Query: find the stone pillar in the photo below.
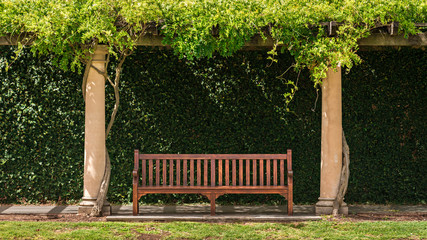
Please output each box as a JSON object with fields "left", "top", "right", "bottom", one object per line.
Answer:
{"left": 315, "top": 67, "right": 348, "bottom": 215}
{"left": 78, "top": 46, "right": 111, "bottom": 215}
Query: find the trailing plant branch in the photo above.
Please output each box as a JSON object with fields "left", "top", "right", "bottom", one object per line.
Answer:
{"left": 90, "top": 50, "right": 130, "bottom": 217}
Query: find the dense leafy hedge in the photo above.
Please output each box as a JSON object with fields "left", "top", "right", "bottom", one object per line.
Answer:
{"left": 343, "top": 49, "right": 426, "bottom": 203}
{"left": 0, "top": 46, "right": 425, "bottom": 204}
{"left": 0, "top": 47, "right": 85, "bottom": 203}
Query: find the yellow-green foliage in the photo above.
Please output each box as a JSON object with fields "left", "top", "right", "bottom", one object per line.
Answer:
{"left": 0, "top": 0, "right": 425, "bottom": 86}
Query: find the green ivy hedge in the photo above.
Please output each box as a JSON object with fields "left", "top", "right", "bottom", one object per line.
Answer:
{"left": 0, "top": 46, "right": 425, "bottom": 205}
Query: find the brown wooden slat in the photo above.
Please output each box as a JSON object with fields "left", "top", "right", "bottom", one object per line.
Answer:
{"left": 287, "top": 149, "right": 293, "bottom": 215}
{"left": 246, "top": 159, "right": 250, "bottom": 186}
{"left": 280, "top": 159, "right": 285, "bottom": 186}
{"left": 253, "top": 159, "right": 257, "bottom": 186}
{"left": 139, "top": 154, "right": 287, "bottom": 160}
{"left": 273, "top": 159, "right": 278, "bottom": 186}
{"left": 204, "top": 159, "right": 208, "bottom": 186}
{"left": 197, "top": 159, "right": 201, "bottom": 186}
{"left": 211, "top": 159, "right": 215, "bottom": 187}
{"left": 183, "top": 159, "right": 187, "bottom": 186}
{"left": 259, "top": 159, "right": 264, "bottom": 186}
{"left": 149, "top": 159, "right": 153, "bottom": 186}
{"left": 138, "top": 186, "right": 288, "bottom": 193}
{"left": 176, "top": 159, "right": 181, "bottom": 186}
{"left": 133, "top": 150, "right": 140, "bottom": 216}
{"left": 218, "top": 159, "right": 223, "bottom": 186}
{"left": 190, "top": 159, "right": 194, "bottom": 186}
{"left": 266, "top": 159, "right": 271, "bottom": 186}
{"left": 239, "top": 159, "right": 243, "bottom": 186}
{"left": 232, "top": 160, "right": 236, "bottom": 186}
{"left": 141, "top": 159, "right": 146, "bottom": 187}
{"left": 225, "top": 159, "right": 229, "bottom": 186}
{"left": 156, "top": 159, "right": 160, "bottom": 186}
{"left": 163, "top": 159, "right": 167, "bottom": 186}
{"left": 169, "top": 159, "right": 174, "bottom": 186}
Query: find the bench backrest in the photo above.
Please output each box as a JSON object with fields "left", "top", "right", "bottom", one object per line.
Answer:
{"left": 134, "top": 150, "right": 292, "bottom": 187}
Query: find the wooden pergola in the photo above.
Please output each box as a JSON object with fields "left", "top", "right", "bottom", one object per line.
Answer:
{"left": 1, "top": 25, "right": 426, "bottom": 215}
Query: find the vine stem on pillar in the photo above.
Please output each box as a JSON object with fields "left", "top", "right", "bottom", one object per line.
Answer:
{"left": 332, "top": 130, "right": 350, "bottom": 216}
{"left": 88, "top": 51, "right": 130, "bottom": 217}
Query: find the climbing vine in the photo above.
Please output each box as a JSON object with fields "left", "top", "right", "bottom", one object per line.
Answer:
{"left": 1, "top": 0, "right": 424, "bottom": 79}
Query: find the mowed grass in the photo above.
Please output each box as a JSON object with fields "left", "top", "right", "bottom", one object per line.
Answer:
{"left": 0, "top": 220, "right": 426, "bottom": 239}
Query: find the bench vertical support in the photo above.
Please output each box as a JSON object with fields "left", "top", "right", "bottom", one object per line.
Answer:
{"left": 208, "top": 193, "right": 216, "bottom": 216}
{"left": 287, "top": 149, "right": 293, "bottom": 215}
{"left": 133, "top": 150, "right": 140, "bottom": 216}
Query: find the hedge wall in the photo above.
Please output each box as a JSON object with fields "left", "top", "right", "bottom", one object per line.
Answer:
{"left": 0, "top": 46, "right": 425, "bottom": 205}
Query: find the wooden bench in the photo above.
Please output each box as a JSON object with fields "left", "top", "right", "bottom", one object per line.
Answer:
{"left": 132, "top": 149, "right": 293, "bottom": 216}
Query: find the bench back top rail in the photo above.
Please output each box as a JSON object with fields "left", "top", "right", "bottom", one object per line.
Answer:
{"left": 134, "top": 150, "right": 292, "bottom": 188}
{"left": 137, "top": 153, "right": 288, "bottom": 160}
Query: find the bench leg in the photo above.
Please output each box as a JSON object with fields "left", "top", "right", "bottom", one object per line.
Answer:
{"left": 133, "top": 193, "right": 139, "bottom": 216}
{"left": 288, "top": 191, "right": 293, "bottom": 216}
{"left": 210, "top": 194, "right": 216, "bottom": 216}
{"left": 211, "top": 198, "right": 216, "bottom": 216}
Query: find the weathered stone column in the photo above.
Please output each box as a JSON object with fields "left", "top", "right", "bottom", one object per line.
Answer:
{"left": 78, "top": 45, "right": 111, "bottom": 215}
{"left": 315, "top": 67, "right": 348, "bottom": 215}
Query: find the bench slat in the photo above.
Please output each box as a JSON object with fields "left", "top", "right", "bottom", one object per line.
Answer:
{"left": 139, "top": 154, "right": 287, "bottom": 160}
{"left": 218, "top": 159, "right": 223, "bottom": 186}
{"left": 156, "top": 159, "right": 160, "bottom": 186}
{"left": 259, "top": 159, "right": 263, "bottom": 186}
{"left": 190, "top": 159, "right": 194, "bottom": 186}
{"left": 266, "top": 159, "right": 271, "bottom": 186}
{"left": 197, "top": 159, "right": 201, "bottom": 186}
{"left": 142, "top": 159, "right": 146, "bottom": 187}
{"left": 163, "top": 160, "right": 167, "bottom": 186}
{"left": 280, "top": 159, "right": 285, "bottom": 186}
{"left": 239, "top": 159, "right": 243, "bottom": 186}
{"left": 204, "top": 159, "right": 208, "bottom": 186}
{"left": 149, "top": 159, "right": 153, "bottom": 186}
{"left": 211, "top": 159, "right": 215, "bottom": 187}
{"left": 138, "top": 186, "right": 288, "bottom": 195}
{"left": 273, "top": 159, "right": 278, "bottom": 186}
{"left": 225, "top": 159, "right": 229, "bottom": 186}
{"left": 169, "top": 159, "right": 173, "bottom": 186}
{"left": 232, "top": 160, "right": 236, "bottom": 186}
{"left": 177, "top": 159, "right": 181, "bottom": 186}
{"left": 253, "top": 159, "right": 257, "bottom": 186}
{"left": 246, "top": 159, "right": 250, "bottom": 186}
{"left": 183, "top": 159, "right": 187, "bottom": 186}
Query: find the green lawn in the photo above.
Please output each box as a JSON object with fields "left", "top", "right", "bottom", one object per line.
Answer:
{"left": 0, "top": 220, "right": 426, "bottom": 239}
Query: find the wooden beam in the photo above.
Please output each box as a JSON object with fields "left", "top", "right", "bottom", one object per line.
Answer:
{"left": 357, "top": 33, "right": 427, "bottom": 47}
{"left": 110, "top": 32, "right": 427, "bottom": 48}
{"left": 1, "top": 32, "right": 426, "bottom": 48}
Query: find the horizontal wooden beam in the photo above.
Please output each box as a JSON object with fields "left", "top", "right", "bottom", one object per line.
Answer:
{"left": 109, "top": 32, "right": 427, "bottom": 48}
{"left": 358, "top": 33, "right": 427, "bottom": 47}
{"left": 1, "top": 32, "right": 426, "bottom": 48}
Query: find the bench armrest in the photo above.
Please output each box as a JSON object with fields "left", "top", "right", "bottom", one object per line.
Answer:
{"left": 132, "top": 170, "right": 139, "bottom": 187}
{"left": 287, "top": 170, "right": 293, "bottom": 178}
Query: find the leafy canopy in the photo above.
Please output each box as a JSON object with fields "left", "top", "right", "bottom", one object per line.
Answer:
{"left": 0, "top": 0, "right": 425, "bottom": 87}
